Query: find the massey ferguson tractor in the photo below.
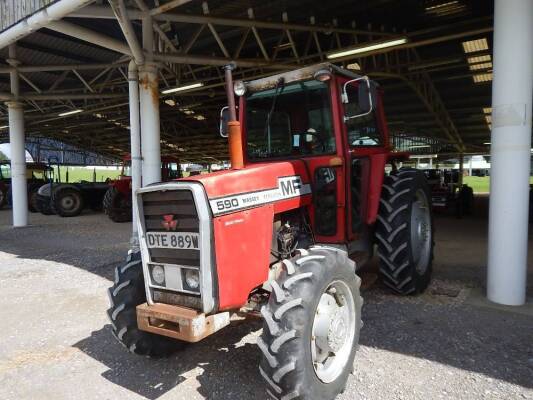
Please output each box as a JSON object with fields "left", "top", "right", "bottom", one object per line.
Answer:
{"left": 107, "top": 63, "right": 434, "bottom": 400}
{"left": 103, "top": 155, "right": 181, "bottom": 222}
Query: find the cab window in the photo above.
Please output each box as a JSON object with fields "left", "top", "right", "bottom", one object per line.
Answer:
{"left": 343, "top": 82, "right": 381, "bottom": 147}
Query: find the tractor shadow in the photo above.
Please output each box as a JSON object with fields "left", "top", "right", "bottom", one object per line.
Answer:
{"left": 73, "top": 319, "right": 265, "bottom": 400}
{"left": 358, "top": 283, "right": 533, "bottom": 390}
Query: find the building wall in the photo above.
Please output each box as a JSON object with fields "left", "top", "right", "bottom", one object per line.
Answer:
{"left": 0, "top": 0, "right": 56, "bottom": 32}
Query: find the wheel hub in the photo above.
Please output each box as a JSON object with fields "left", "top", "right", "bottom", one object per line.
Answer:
{"left": 61, "top": 196, "right": 75, "bottom": 210}
{"left": 411, "top": 189, "right": 432, "bottom": 274}
{"left": 311, "top": 281, "right": 356, "bottom": 384}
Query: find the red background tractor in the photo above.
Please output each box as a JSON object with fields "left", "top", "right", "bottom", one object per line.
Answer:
{"left": 103, "top": 156, "right": 181, "bottom": 222}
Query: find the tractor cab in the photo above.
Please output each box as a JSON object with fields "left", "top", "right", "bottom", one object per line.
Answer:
{"left": 221, "top": 63, "right": 407, "bottom": 246}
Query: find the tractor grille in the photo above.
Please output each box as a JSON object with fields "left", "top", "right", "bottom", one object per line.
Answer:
{"left": 141, "top": 190, "right": 200, "bottom": 267}
{"left": 137, "top": 183, "right": 215, "bottom": 314}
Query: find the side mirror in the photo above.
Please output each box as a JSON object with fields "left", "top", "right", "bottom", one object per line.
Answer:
{"left": 219, "top": 106, "right": 230, "bottom": 138}
{"left": 342, "top": 76, "right": 373, "bottom": 121}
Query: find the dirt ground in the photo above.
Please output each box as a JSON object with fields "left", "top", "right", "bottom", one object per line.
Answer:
{"left": 0, "top": 195, "right": 532, "bottom": 400}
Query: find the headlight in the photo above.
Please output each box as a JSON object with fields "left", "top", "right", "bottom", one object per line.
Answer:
{"left": 233, "top": 80, "right": 246, "bottom": 96}
{"left": 151, "top": 265, "right": 165, "bottom": 285}
{"left": 183, "top": 269, "right": 200, "bottom": 291}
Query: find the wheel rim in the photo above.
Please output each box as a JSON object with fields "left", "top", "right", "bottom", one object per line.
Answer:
{"left": 311, "top": 280, "right": 356, "bottom": 384}
{"left": 410, "top": 189, "right": 431, "bottom": 274}
{"left": 61, "top": 195, "right": 78, "bottom": 211}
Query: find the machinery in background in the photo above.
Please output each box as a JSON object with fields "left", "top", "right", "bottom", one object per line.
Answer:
{"left": 0, "top": 161, "right": 53, "bottom": 212}
{"left": 424, "top": 168, "right": 474, "bottom": 217}
{"left": 35, "top": 158, "right": 110, "bottom": 217}
{"left": 103, "top": 156, "right": 181, "bottom": 222}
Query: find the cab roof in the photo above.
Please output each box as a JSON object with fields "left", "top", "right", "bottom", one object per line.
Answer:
{"left": 244, "top": 62, "right": 367, "bottom": 93}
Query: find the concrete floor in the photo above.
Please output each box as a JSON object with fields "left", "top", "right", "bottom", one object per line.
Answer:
{"left": 0, "top": 197, "right": 532, "bottom": 400}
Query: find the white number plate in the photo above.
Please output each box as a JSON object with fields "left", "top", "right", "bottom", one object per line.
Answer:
{"left": 145, "top": 232, "right": 199, "bottom": 250}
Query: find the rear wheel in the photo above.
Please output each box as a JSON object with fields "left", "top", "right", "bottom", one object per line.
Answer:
{"left": 259, "top": 246, "right": 363, "bottom": 400}
{"left": 28, "top": 188, "right": 39, "bottom": 212}
{"left": 51, "top": 187, "right": 84, "bottom": 217}
{"left": 107, "top": 252, "right": 186, "bottom": 356}
{"left": 376, "top": 168, "right": 434, "bottom": 295}
{"left": 0, "top": 187, "right": 6, "bottom": 209}
{"left": 103, "top": 186, "right": 132, "bottom": 222}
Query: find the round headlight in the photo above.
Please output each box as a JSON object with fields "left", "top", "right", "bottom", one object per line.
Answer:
{"left": 184, "top": 269, "right": 200, "bottom": 290}
{"left": 233, "top": 80, "right": 246, "bottom": 96}
{"left": 152, "top": 265, "right": 165, "bottom": 285}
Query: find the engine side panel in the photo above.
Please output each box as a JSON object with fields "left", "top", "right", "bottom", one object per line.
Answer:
{"left": 213, "top": 205, "right": 274, "bottom": 310}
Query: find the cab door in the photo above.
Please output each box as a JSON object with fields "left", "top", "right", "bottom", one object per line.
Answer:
{"left": 338, "top": 76, "right": 390, "bottom": 243}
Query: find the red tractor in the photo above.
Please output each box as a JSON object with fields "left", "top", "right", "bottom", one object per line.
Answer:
{"left": 103, "top": 156, "right": 181, "bottom": 222}
{"left": 107, "top": 63, "right": 434, "bottom": 400}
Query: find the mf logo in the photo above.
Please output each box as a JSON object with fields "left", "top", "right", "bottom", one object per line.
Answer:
{"left": 162, "top": 214, "right": 178, "bottom": 231}
{"left": 279, "top": 176, "right": 303, "bottom": 197}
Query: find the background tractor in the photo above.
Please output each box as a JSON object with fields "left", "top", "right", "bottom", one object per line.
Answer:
{"left": 107, "top": 63, "right": 434, "bottom": 400}
{"left": 103, "top": 156, "right": 181, "bottom": 222}
{"left": 0, "top": 161, "right": 52, "bottom": 212}
{"left": 424, "top": 168, "right": 474, "bottom": 217}
{"left": 35, "top": 158, "right": 110, "bottom": 217}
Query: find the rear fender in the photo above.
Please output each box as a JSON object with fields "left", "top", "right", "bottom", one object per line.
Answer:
{"left": 214, "top": 204, "right": 274, "bottom": 310}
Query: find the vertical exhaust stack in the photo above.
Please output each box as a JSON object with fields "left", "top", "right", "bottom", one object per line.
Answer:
{"left": 224, "top": 64, "right": 244, "bottom": 169}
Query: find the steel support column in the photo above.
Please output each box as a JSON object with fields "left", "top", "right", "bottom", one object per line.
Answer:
{"left": 487, "top": 0, "right": 533, "bottom": 305}
{"left": 139, "top": 14, "right": 161, "bottom": 186}
{"left": 128, "top": 60, "right": 142, "bottom": 248}
{"left": 7, "top": 44, "right": 28, "bottom": 227}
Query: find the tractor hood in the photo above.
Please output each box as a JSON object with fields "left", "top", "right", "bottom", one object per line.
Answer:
{"left": 182, "top": 160, "right": 313, "bottom": 216}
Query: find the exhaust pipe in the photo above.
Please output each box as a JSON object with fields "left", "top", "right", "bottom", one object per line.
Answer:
{"left": 224, "top": 64, "right": 244, "bottom": 169}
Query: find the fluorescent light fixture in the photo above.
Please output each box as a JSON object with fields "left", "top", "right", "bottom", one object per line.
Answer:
{"left": 473, "top": 72, "right": 492, "bottom": 83}
{"left": 58, "top": 109, "right": 83, "bottom": 117}
{"left": 0, "top": 125, "right": 8, "bottom": 129}
{"left": 468, "top": 55, "right": 491, "bottom": 64}
{"left": 483, "top": 107, "right": 492, "bottom": 114}
{"left": 162, "top": 82, "right": 204, "bottom": 94}
{"left": 327, "top": 37, "right": 408, "bottom": 59}
{"left": 165, "top": 99, "right": 176, "bottom": 106}
{"left": 425, "top": 1, "right": 459, "bottom": 11}
{"left": 485, "top": 115, "right": 492, "bottom": 124}
{"left": 469, "top": 62, "right": 492, "bottom": 71}
{"left": 462, "top": 38, "right": 488, "bottom": 54}
{"left": 484, "top": 142, "right": 491, "bottom": 145}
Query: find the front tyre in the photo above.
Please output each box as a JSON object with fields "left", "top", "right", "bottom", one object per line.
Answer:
{"left": 259, "top": 246, "right": 363, "bottom": 400}
{"left": 107, "top": 252, "right": 186, "bottom": 356}
{"left": 376, "top": 168, "right": 434, "bottom": 295}
{"left": 51, "top": 187, "right": 85, "bottom": 217}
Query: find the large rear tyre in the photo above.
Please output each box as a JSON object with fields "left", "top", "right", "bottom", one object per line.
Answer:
{"left": 107, "top": 252, "right": 186, "bottom": 356}
{"left": 103, "top": 186, "right": 132, "bottom": 222}
{"left": 258, "top": 246, "right": 363, "bottom": 400}
{"left": 376, "top": 168, "right": 434, "bottom": 295}
{"left": 51, "top": 187, "right": 84, "bottom": 217}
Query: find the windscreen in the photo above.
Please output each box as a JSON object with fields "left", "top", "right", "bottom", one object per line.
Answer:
{"left": 245, "top": 80, "right": 335, "bottom": 160}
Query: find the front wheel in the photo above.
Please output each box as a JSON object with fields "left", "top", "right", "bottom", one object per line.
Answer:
{"left": 258, "top": 246, "right": 363, "bottom": 400}
{"left": 107, "top": 252, "right": 186, "bottom": 356}
{"left": 376, "top": 168, "right": 434, "bottom": 295}
{"left": 51, "top": 187, "right": 84, "bottom": 217}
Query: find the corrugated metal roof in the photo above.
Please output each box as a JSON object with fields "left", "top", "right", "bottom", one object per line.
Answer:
{"left": 0, "top": 0, "right": 59, "bottom": 32}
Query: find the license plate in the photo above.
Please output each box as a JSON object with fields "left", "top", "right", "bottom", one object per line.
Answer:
{"left": 145, "top": 232, "right": 199, "bottom": 250}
